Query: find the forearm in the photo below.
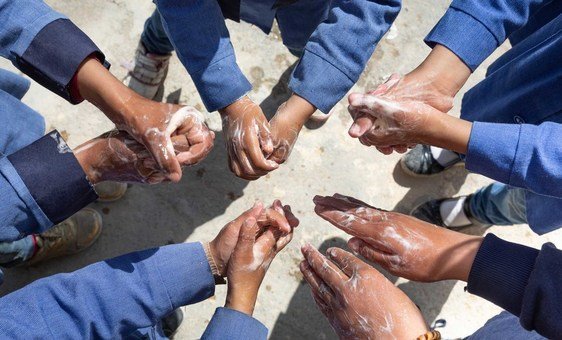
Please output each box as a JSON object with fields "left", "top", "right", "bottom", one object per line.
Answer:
{"left": 408, "top": 44, "right": 471, "bottom": 98}
{"left": 422, "top": 113, "right": 472, "bottom": 155}
{"left": 75, "top": 57, "right": 138, "bottom": 126}
{"left": 0, "top": 243, "right": 215, "bottom": 339}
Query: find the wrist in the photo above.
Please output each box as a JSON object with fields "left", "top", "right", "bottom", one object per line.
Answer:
{"left": 286, "top": 94, "right": 316, "bottom": 126}
{"left": 446, "top": 235, "right": 484, "bottom": 282}
{"left": 225, "top": 290, "right": 257, "bottom": 316}
{"left": 219, "top": 95, "right": 252, "bottom": 117}
{"left": 424, "top": 113, "right": 472, "bottom": 154}
{"left": 74, "top": 139, "right": 105, "bottom": 184}
{"left": 411, "top": 44, "right": 471, "bottom": 98}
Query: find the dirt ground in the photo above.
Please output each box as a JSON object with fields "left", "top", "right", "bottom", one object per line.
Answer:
{"left": 1, "top": 1, "right": 560, "bottom": 339}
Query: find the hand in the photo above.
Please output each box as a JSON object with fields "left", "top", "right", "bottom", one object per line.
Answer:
{"left": 209, "top": 200, "right": 299, "bottom": 277}
{"left": 76, "top": 58, "right": 216, "bottom": 182}
{"left": 348, "top": 45, "right": 471, "bottom": 154}
{"left": 225, "top": 201, "right": 299, "bottom": 315}
{"left": 74, "top": 130, "right": 202, "bottom": 184}
{"left": 220, "top": 96, "right": 279, "bottom": 180}
{"left": 268, "top": 94, "right": 316, "bottom": 164}
{"left": 300, "top": 245, "right": 428, "bottom": 339}
{"left": 313, "top": 194, "right": 483, "bottom": 282}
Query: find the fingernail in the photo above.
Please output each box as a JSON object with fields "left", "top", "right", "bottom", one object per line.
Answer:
{"left": 312, "top": 195, "right": 323, "bottom": 204}
{"left": 348, "top": 241, "right": 359, "bottom": 252}
{"left": 327, "top": 248, "right": 336, "bottom": 258}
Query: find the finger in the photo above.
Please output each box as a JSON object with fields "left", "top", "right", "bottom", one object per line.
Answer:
{"left": 348, "top": 237, "right": 400, "bottom": 270}
{"left": 326, "top": 247, "right": 370, "bottom": 277}
{"left": 283, "top": 205, "right": 300, "bottom": 228}
{"left": 255, "top": 227, "right": 278, "bottom": 254}
{"left": 244, "top": 124, "right": 278, "bottom": 172}
{"left": 231, "top": 201, "right": 264, "bottom": 226}
{"left": 331, "top": 194, "right": 378, "bottom": 210}
{"left": 300, "top": 261, "right": 335, "bottom": 307}
{"left": 393, "top": 145, "right": 408, "bottom": 154}
{"left": 176, "top": 141, "right": 214, "bottom": 166}
{"left": 257, "top": 207, "right": 291, "bottom": 233}
{"left": 349, "top": 94, "right": 401, "bottom": 119}
{"left": 257, "top": 120, "right": 274, "bottom": 156}
{"left": 144, "top": 133, "right": 183, "bottom": 182}
{"left": 376, "top": 146, "right": 394, "bottom": 155}
{"left": 236, "top": 217, "right": 258, "bottom": 253}
{"left": 301, "top": 244, "right": 348, "bottom": 290}
{"left": 348, "top": 109, "right": 376, "bottom": 138}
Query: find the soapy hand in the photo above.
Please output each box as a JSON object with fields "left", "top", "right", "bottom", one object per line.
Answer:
{"left": 313, "top": 194, "right": 482, "bottom": 282}
{"left": 300, "top": 245, "right": 428, "bottom": 339}
{"left": 224, "top": 200, "right": 299, "bottom": 315}
{"left": 347, "top": 92, "right": 440, "bottom": 151}
{"left": 220, "top": 96, "right": 279, "bottom": 181}
{"left": 209, "top": 200, "right": 299, "bottom": 277}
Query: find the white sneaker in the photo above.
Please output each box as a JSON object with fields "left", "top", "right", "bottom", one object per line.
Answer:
{"left": 126, "top": 42, "right": 171, "bottom": 100}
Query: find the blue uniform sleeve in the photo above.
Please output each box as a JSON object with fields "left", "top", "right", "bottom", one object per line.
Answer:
{"left": 0, "top": 0, "right": 107, "bottom": 103}
{"left": 202, "top": 307, "right": 268, "bottom": 340}
{"left": 425, "top": 0, "right": 554, "bottom": 70}
{"left": 290, "top": 0, "right": 401, "bottom": 113}
{"left": 466, "top": 122, "right": 562, "bottom": 198}
{"left": 0, "top": 242, "right": 215, "bottom": 339}
{"left": 0, "top": 131, "right": 97, "bottom": 242}
{"left": 467, "top": 234, "right": 562, "bottom": 338}
{"left": 155, "top": 0, "right": 252, "bottom": 112}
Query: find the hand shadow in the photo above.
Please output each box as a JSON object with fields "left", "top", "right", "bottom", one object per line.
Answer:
{"left": 0, "top": 132, "right": 250, "bottom": 296}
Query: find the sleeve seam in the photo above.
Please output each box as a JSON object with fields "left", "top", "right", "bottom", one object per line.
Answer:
{"left": 302, "top": 48, "right": 355, "bottom": 84}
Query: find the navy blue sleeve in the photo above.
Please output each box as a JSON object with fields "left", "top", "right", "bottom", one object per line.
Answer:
{"left": 0, "top": 0, "right": 108, "bottom": 104}
{"left": 6, "top": 130, "right": 98, "bottom": 232}
{"left": 467, "top": 234, "right": 562, "bottom": 338}
{"left": 14, "top": 19, "right": 108, "bottom": 104}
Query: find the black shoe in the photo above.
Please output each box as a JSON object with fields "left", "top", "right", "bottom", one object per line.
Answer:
{"left": 410, "top": 195, "right": 481, "bottom": 229}
{"left": 162, "top": 308, "right": 184, "bottom": 338}
{"left": 400, "top": 145, "right": 463, "bottom": 177}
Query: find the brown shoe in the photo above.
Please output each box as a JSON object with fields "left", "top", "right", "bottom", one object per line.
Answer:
{"left": 26, "top": 208, "right": 103, "bottom": 266}
{"left": 95, "top": 181, "right": 128, "bottom": 202}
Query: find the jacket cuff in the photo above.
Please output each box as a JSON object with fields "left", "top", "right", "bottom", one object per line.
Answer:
{"left": 425, "top": 7, "right": 498, "bottom": 71}
{"left": 14, "top": 19, "right": 108, "bottom": 104}
{"left": 466, "top": 122, "right": 521, "bottom": 185}
{"left": 6, "top": 131, "right": 98, "bottom": 228}
{"left": 290, "top": 49, "right": 355, "bottom": 114}
{"left": 193, "top": 54, "right": 252, "bottom": 112}
{"left": 201, "top": 307, "right": 268, "bottom": 340}
{"left": 467, "top": 234, "right": 539, "bottom": 316}
{"left": 154, "top": 242, "right": 215, "bottom": 308}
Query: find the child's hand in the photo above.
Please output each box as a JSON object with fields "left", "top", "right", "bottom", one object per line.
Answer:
{"left": 269, "top": 94, "right": 316, "bottom": 164}
{"left": 300, "top": 245, "right": 429, "bottom": 339}
{"left": 220, "top": 96, "right": 279, "bottom": 181}
{"left": 225, "top": 201, "right": 298, "bottom": 315}
{"left": 209, "top": 200, "right": 298, "bottom": 277}
{"left": 313, "top": 193, "right": 482, "bottom": 282}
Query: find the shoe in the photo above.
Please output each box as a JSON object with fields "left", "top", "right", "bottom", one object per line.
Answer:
{"left": 94, "top": 181, "right": 128, "bottom": 202}
{"left": 400, "top": 144, "right": 463, "bottom": 177}
{"left": 162, "top": 308, "right": 184, "bottom": 338}
{"left": 126, "top": 42, "right": 171, "bottom": 100}
{"left": 25, "top": 208, "right": 103, "bottom": 266}
{"left": 410, "top": 195, "right": 485, "bottom": 229}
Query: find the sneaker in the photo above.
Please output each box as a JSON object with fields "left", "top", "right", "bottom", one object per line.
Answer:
{"left": 162, "top": 308, "right": 184, "bottom": 338}
{"left": 95, "top": 181, "right": 128, "bottom": 202}
{"left": 400, "top": 144, "right": 463, "bottom": 177}
{"left": 25, "top": 208, "right": 103, "bottom": 266}
{"left": 410, "top": 195, "right": 486, "bottom": 229}
{"left": 126, "top": 42, "right": 171, "bottom": 100}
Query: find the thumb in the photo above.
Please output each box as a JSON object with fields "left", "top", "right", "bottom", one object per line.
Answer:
{"left": 236, "top": 217, "right": 258, "bottom": 253}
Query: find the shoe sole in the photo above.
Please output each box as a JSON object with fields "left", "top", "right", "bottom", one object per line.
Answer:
{"left": 399, "top": 157, "right": 465, "bottom": 178}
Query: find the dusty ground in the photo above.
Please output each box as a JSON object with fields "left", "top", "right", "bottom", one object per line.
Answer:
{"left": 1, "top": 1, "right": 561, "bottom": 339}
